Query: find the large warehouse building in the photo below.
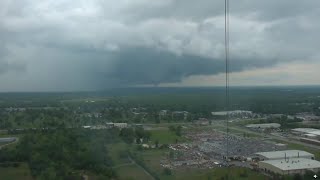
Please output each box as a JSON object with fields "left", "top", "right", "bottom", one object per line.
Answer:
{"left": 211, "top": 110, "right": 253, "bottom": 118}
{"left": 259, "top": 158, "right": 320, "bottom": 175}
{"left": 255, "top": 150, "right": 315, "bottom": 160}
{"left": 256, "top": 150, "right": 320, "bottom": 175}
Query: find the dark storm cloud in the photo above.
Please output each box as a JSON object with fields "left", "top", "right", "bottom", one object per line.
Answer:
{"left": 93, "top": 47, "right": 280, "bottom": 86}
{"left": 0, "top": 0, "right": 320, "bottom": 91}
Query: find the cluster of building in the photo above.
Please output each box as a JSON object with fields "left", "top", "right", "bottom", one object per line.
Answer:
{"left": 255, "top": 150, "right": 320, "bottom": 175}
{"left": 291, "top": 128, "right": 320, "bottom": 140}
{"left": 2, "top": 107, "right": 68, "bottom": 112}
{"left": 211, "top": 110, "right": 253, "bottom": 118}
{"left": 82, "top": 122, "right": 128, "bottom": 130}
{"left": 158, "top": 110, "right": 189, "bottom": 120}
{"left": 81, "top": 112, "right": 102, "bottom": 118}
{"left": 290, "top": 128, "right": 320, "bottom": 146}
{"left": 295, "top": 112, "right": 320, "bottom": 122}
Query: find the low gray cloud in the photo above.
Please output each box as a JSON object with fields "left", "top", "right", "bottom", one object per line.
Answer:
{"left": 98, "top": 47, "right": 280, "bottom": 86}
{"left": 0, "top": 0, "right": 319, "bottom": 91}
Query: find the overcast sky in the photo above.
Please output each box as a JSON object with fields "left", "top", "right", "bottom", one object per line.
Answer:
{"left": 0, "top": 0, "right": 320, "bottom": 91}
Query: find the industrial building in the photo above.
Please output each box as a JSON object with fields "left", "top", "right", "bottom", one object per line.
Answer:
{"left": 211, "top": 110, "right": 253, "bottom": 118}
{"left": 258, "top": 158, "right": 320, "bottom": 175}
{"left": 292, "top": 128, "right": 320, "bottom": 135}
{"left": 291, "top": 128, "right": 320, "bottom": 140}
{"left": 255, "top": 150, "right": 315, "bottom": 160}
{"left": 106, "top": 122, "right": 128, "bottom": 129}
{"left": 246, "top": 123, "right": 281, "bottom": 129}
{"left": 0, "top": 137, "right": 16, "bottom": 143}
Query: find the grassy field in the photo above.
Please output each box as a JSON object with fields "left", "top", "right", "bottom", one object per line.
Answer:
{"left": 115, "top": 164, "right": 152, "bottom": 180}
{"left": 109, "top": 142, "right": 131, "bottom": 165}
{"left": 141, "top": 149, "right": 166, "bottom": 173}
{"left": 171, "top": 167, "right": 267, "bottom": 180}
{"left": 285, "top": 142, "right": 320, "bottom": 160}
{"left": 149, "top": 129, "right": 187, "bottom": 144}
{"left": 0, "top": 163, "right": 33, "bottom": 180}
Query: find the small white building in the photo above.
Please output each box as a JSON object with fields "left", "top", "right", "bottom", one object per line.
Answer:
{"left": 106, "top": 122, "right": 128, "bottom": 129}
{"left": 159, "top": 110, "right": 168, "bottom": 116}
{"left": 114, "top": 123, "right": 128, "bottom": 129}
{"left": 259, "top": 158, "right": 320, "bottom": 175}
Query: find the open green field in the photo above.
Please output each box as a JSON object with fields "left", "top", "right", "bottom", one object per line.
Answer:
{"left": 109, "top": 142, "right": 131, "bottom": 165}
{"left": 0, "top": 163, "right": 33, "bottom": 180}
{"left": 115, "top": 164, "right": 152, "bottom": 180}
{"left": 285, "top": 141, "right": 320, "bottom": 160}
{"left": 141, "top": 149, "right": 166, "bottom": 173}
{"left": 149, "top": 129, "right": 187, "bottom": 144}
{"left": 171, "top": 167, "right": 267, "bottom": 180}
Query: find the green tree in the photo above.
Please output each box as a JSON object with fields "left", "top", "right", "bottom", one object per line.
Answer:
{"left": 120, "top": 128, "right": 135, "bottom": 144}
{"left": 293, "top": 174, "right": 302, "bottom": 180}
{"left": 163, "top": 168, "right": 172, "bottom": 175}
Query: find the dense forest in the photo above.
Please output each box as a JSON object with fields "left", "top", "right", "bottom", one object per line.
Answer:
{"left": 0, "top": 129, "right": 120, "bottom": 179}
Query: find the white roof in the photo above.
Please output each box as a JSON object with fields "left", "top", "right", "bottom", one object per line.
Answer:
{"left": 255, "top": 150, "right": 314, "bottom": 159}
{"left": 305, "top": 133, "right": 318, "bottom": 137}
{"left": 260, "top": 158, "right": 320, "bottom": 171}
{"left": 310, "top": 131, "right": 320, "bottom": 136}
{"left": 292, "top": 128, "right": 319, "bottom": 133}
{"left": 275, "top": 143, "right": 287, "bottom": 146}
{"left": 246, "top": 123, "right": 281, "bottom": 128}
{"left": 292, "top": 128, "right": 320, "bottom": 136}
{"left": 211, "top": 110, "right": 252, "bottom": 116}
{"left": 0, "top": 137, "right": 16, "bottom": 142}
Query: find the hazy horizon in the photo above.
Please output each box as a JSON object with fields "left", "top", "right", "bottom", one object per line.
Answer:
{"left": 0, "top": 84, "right": 320, "bottom": 93}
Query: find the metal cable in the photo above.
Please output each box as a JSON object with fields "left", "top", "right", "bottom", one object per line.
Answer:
{"left": 224, "top": 0, "right": 230, "bottom": 170}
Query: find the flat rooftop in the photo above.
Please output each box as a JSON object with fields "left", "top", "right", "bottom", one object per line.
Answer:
{"left": 260, "top": 158, "right": 320, "bottom": 171}
{"left": 211, "top": 110, "right": 252, "bottom": 116}
{"left": 292, "top": 128, "right": 320, "bottom": 136}
{"left": 255, "top": 150, "right": 314, "bottom": 159}
{"left": 0, "top": 137, "right": 16, "bottom": 143}
{"left": 246, "top": 123, "right": 280, "bottom": 128}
